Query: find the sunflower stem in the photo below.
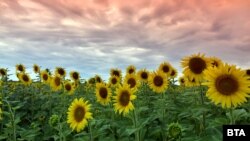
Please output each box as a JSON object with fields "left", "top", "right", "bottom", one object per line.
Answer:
{"left": 5, "top": 100, "right": 16, "bottom": 141}
{"left": 88, "top": 121, "right": 94, "bottom": 141}
{"left": 132, "top": 109, "right": 140, "bottom": 141}
{"left": 229, "top": 108, "right": 235, "bottom": 125}
{"left": 199, "top": 85, "right": 206, "bottom": 134}
{"left": 161, "top": 93, "right": 166, "bottom": 141}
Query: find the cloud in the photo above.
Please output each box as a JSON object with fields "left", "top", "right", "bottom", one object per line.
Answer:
{"left": 0, "top": 0, "right": 250, "bottom": 80}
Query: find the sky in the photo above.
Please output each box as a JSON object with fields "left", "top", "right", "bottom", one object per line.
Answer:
{"left": 0, "top": 0, "right": 250, "bottom": 81}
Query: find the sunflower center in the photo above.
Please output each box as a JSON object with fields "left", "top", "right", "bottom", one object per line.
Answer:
{"left": 18, "top": 65, "right": 24, "bottom": 71}
{"left": 212, "top": 61, "right": 218, "bottom": 67}
{"left": 171, "top": 71, "right": 176, "bottom": 76}
{"left": 43, "top": 74, "right": 48, "bottom": 81}
{"left": 65, "top": 84, "right": 71, "bottom": 91}
{"left": 99, "top": 87, "right": 108, "bottom": 98}
{"left": 34, "top": 66, "right": 38, "bottom": 72}
{"left": 73, "top": 72, "right": 79, "bottom": 80}
{"left": 128, "top": 69, "right": 134, "bottom": 74}
{"left": 180, "top": 78, "right": 185, "bottom": 83}
{"left": 74, "top": 106, "right": 85, "bottom": 122}
{"left": 141, "top": 72, "right": 148, "bottom": 79}
{"left": 96, "top": 77, "right": 101, "bottom": 83}
{"left": 22, "top": 75, "right": 29, "bottom": 82}
{"left": 55, "top": 77, "right": 61, "bottom": 86}
{"left": 0, "top": 69, "right": 6, "bottom": 76}
{"left": 127, "top": 78, "right": 136, "bottom": 88}
{"left": 189, "top": 57, "right": 206, "bottom": 74}
{"left": 113, "top": 71, "right": 120, "bottom": 77}
{"left": 111, "top": 78, "right": 117, "bottom": 84}
{"left": 154, "top": 76, "right": 164, "bottom": 86}
{"left": 215, "top": 75, "right": 238, "bottom": 95}
{"left": 58, "top": 68, "right": 65, "bottom": 76}
{"left": 119, "top": 90, "right": 130, "bottom": 106}
{"left": 162, "top": 65, "right": 170, "bottom": 73}
{"left": 246, "top": 69, "right": 250, "bottom": 76}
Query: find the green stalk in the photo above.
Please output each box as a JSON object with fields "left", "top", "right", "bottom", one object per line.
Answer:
{"left": 199, "top": 85, "right": 206, "bottom": 133}
{"left": 132, "top": 109, "right": 140, "bottom": 141}
{"left": 88, "top": 121, "right": 93, "bottom": 141}
{"left": 229, "top": 108, "right": 235, "bottom": 125}
{"left": 161, "top": 93, "right": 166, "bottom": 141}
{"left": 5, "top": 100, "right": 16, "bottom": 141}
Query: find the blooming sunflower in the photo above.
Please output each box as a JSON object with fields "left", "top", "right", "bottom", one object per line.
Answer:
{"left": 148, "top": 71, "right": 169, "bottom": 93}
{"left": 40, "top": 70, "right": 51, "bottom": 84}
{"left": 244, "top": 69, "right": 250, "bottom": 79}
{"left": 95, "top": 75, "right": 102, "bottom": 83}
{"left": 50, "top": 75, "right": 62, "bottom": 91}
{"left": 158, "top": 61, "right": 172, "bottom": 76}
{"left": 16, "top": 64, "right": 25, "bottom": 72}
{"left": 137, "top": 69, "right": 149, "bottom": 82}
{"left": 96, "top": 82, "right": 112, "bottom": 105}
{"left": 110, "top": 68, "right": 122, "bottom": 78}
{"left": 109, "top": 75, "right": 120, "bottom": 87}
{"left": 64, "top": 81, "right": 75, "bottom": 95}
{"left": 70, "top": 71, "right": 80, "bottom": 82}
{"left": 33, "top": 64, "right": 40, "bottom": 74}
{"left": 126, "top": 65, "right": 136, "bottom": 75}
{"left": 55, "top": 67, "right": 66, "bottom": 78}
{"left": 19, "top": 73, "right": 32, "bottom": 85}
{"left": 181, "top": 53, "right": 210, "bottom": 82}
{"left": 124, "top": 74, "right": 140, "bottom": 90}
{"left": 178, "top": 76, "right": 187, "bottom": 86}
{"left": 185, "top": 76, "right": 199, "bottom": 87}
{"left": 203, "top": 64, "right": 250, "bottom": 108}
{"left": 169, "top": 67, "right": 178, "bottom": 79}
{"left": 67, "top": 98, "right": 93, "bottom": 132}
{"left": 113, "top": 84, "right": 136, "bottom": 116}
{"left": 209, "top": 56, "right": 223, "bottom": 68}
{"left": 0, "top": 68, "right": 7, "bottom": 76}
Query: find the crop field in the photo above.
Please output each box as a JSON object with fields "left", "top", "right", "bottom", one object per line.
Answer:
{"left": 0, "top": 53, "right": 250, "bottom": 141}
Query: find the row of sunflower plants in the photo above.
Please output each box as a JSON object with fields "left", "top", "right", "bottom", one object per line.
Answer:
{"left": 0, "top": 53, "right": 250, "bottom": 141}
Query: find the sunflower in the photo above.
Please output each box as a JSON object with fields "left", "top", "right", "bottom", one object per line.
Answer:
{"left": 96, "top": 82, "right": 112, "bottom": 105}
{"left": 124, "top": 74, "right": 140, "bottom": 90}
{"left": 50, "top": 75, "right": 62, "bottom": 91}
{"left": 209, "top": 56, "right": 223, "bottom": 68}
{"left": 203, "top": 63, "right": 250, "bottom": 108}
{"left": 137, "top": 69, "right": 149, "bottom": 82}
{"left": 181, "top": 53, "right": 210, "bottom": 82}
{"left": 40, "top": 70, "right": 51, "bottom": 84}
{"left": 19, "top": 73, "right": 32, "bottom": 85}
{"left": 95, "top": 75, "right": 102, "bottom": 83}
{"left": 55, "top": 67, "right": 66, "bottom": 77}
{"left": 16, "top": 64, "right": 25, "bottom": 72}
{"left": 113, "top": 84, "right": 136, "bottom": 115}
{"left": 0, "top": 68, "right": 7, "bottom": 76}
{"left": 158, "top": 61, "right": 172, "bottom": 76}
{"left": 148, "top": 71, "right": 169, "bottom": 93}
{"left": 185, "top": 76, "right": 199, "bottom": 87}
{"left": 67, "top": 98, "right": 93, "bottom": 132}
{"left": 244, "top": 69, "right": 250, "bottom": 78}
{"left": 64, "top": 81, "right": 75, "bottom": 95}
{"left": 110, "top": 68, "right": 122, "bottom": 78}
{"left": 88, "top": 77, "right": 96, "bottom": 85}
{"left": 70, "top": 71, "right": 80, "bottom": 82}
{"left": 109, "top": 75, "right": 120, "bottom": 87}
{"left": 33, "top": 64, "right": 40, "bottom": 74}
{"left": 169, "top": 67, "right": 178, "bottom": 79}
{"left": 126, "top": 65, "right": 136, "bottom": 74}
{"left": 178, "top": 76, "right": 187, "bottom": 86}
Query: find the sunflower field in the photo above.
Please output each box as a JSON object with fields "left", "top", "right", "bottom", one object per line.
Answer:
{"left": 0, "top": 53, "right": 250, "bottom": 141}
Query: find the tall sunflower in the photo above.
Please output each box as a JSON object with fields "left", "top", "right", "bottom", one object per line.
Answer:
{"left": 126, "top": 65, "right": 136, "bottom": 75}
{"left": 33, "top": 64, "right": 40, "bottom": 74}
{"left": 124, "top": 74, "right": 140, "bottom": 90}
{"left": 19, "top": 73, "right": 32, "bottom": 85}
{"left": 55, "top": 67, "right": 66, "bottom": 78}
{"left": 50, "top": 75, "right": 62, "bottom": 91}
{"left": 109, "top": 75, "right": 120, "bottom": 87}
{"left": 16, "top": 64, "right": 25, "bottom": 72}
{"left": 110, "top": 68, "right": 122, "bottom": 78}
{"left": 148, "top": 71, "right": 169, "bottom": 93}
{"left": 158, "top": 61, "right": 172, "bottom": 76}
{"left": 0, "top": 68, "right": 7, "bottom": 77}
{"left": 137, "top": 69, "right": 149, "bottom": 82}
{"left": 95, "top": 75, "right": 102, "bottom": 83}
{"left": 96, "top": 82, "right": 112, "bottom": 105}
{"left": 113, "top": 84, "right": 136, "bottom": 116}
{"left": 169, "top": 67, "right": 178, "bottom": 79}
{"left": 70, "top": 71, "right": 80, "bottom": 82}
{"left": 203, "top": 64, "right": 250, "bottom": 108}
{"left": 209, "top": 57, "right": 223, "bottom": 68}
{"left": 64, "top": 81, "right": 75, "bottom": 95}
{"left": 181, "top": 53, "right": 210, "bottom": 82}
{"left": 40, "top": 70, "right": 51, "bottom": 84}
{"left": 67, "top": 98, "right": 93, "bottom": 132}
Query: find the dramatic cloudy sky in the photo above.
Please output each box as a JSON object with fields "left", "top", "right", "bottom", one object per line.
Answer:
{"left": 0, "top": 0, "right": 250, "bottom": 81}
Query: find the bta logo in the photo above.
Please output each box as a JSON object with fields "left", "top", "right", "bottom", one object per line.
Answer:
{"left": 227, "top": 129, "right": 246, "bottom": 136}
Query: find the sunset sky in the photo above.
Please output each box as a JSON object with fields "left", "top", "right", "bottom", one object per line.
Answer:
{"left": 1, "top": 0, "right": 250, "bottom": 80}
